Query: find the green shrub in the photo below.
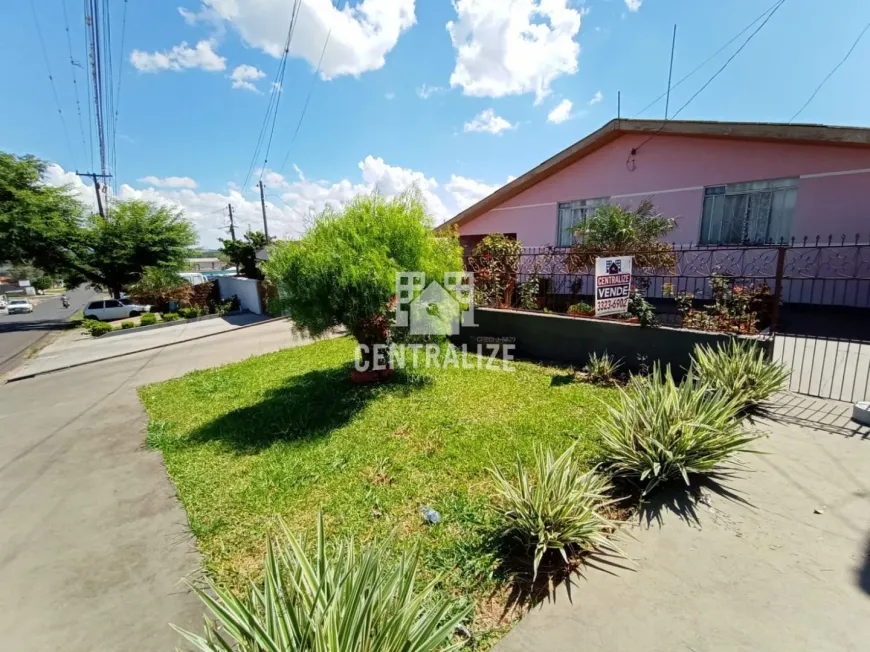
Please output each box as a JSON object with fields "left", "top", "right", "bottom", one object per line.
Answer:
{"left": 626, "top": 289, "right": 658, "bottom": 327}
{"left": 583, "top": 351, "right": 622, "bottom": 384}
{"left": 120, "top": 321, "right": 135, "bottom": 329}
{"left": 161, "top": 312, "right": 180, "bottom": 322}
{"left": 178, "top": 307, "right": 199, "bottom": 319}
{"left": 598, "top": 364, "right": 757, "bottom": 494}
{"left": 489, "top": 447, "right": 621, "bottom": 579}
{"left": 87, "top": 321, "right": 114, "bottom": 337}
{"left": 690, "top": 339, "right": 789, "bottom": 410}
{"left": 568, "top": 302, "right": 594, "bottom": 316}
{"left": 173, "top": 514, "right": 469, "bottom": 652}
{"left": 139, "top": 312, "right": 157, "bottom": 326}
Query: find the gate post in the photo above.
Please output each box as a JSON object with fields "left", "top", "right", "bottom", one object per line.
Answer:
{"left": 771, "top": 245, "right": 787, "bottom": 332}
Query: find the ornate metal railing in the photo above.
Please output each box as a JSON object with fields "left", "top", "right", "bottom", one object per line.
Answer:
{"left": 463, "top": 235, "right": 870, "bottom": 331}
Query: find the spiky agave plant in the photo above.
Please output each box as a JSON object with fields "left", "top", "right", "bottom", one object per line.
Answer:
{"left": 690, "top": 339, "right": 789, "bottom": 410}
{"left": 598, "top": 364, "right": 759, "bottom": 494}
{"left": 489, "top": 446, "right": 623, "bottom": 579}
{"left": 583, "top": 351, "right": 623, "bottom": 384}
{"left": 174, "top": 514, "right": 470, "bottom": 652}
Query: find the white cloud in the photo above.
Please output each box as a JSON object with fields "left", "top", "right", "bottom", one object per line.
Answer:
{"left": 129, "top": 39, "right": 226, "bottom": 73}
{"left": 589, "top": 90, "right": 603, "bottom": 105}
{"left": 445, "top": 175, "right": 500, "bottom": 211}
{"left": 463, "top": 108, "right": 516, "bottom": 135}
{"left": 197, "top": 0, "right": 415, "bottom": 79}
{"left": 416, "top": 83, "right": 446, "bottom": 99}
{"left": 447, "top": 0, "right": 583, "bottom": 103}
{"left": 230, "top": 64, "right": 266, "bottom": 92}
{"left": 139, "top": 176, "right": 198, "bottom": 189}
{"left": 624, "top": 0, "right": 643, "bottom": 11}
{"left": 42, "top": 154, "right": 468, "bottom": 246}
{"left": 547, "top": 99, "right": 573, "bottom": 124}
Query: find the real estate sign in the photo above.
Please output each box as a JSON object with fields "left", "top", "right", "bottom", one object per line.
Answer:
{"left": 595, "top": 256, "right": 633, "bottom": 316}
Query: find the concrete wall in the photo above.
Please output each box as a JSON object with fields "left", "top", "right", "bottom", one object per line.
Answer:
{"left": 458, "top": 133, "right": 870, "bottom": 246}
{"left": 452, "top": 308, "right": 772, "bottom": 374}
{"left": 217, "top": 276, "right": 262, "bottom": 314}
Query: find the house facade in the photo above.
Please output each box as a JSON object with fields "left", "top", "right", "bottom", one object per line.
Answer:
{"left": 441, "top": 119, "right": 870, "bottom": 249}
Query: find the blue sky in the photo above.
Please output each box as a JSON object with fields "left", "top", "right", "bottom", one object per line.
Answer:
{"left": 2, "top": 0, "right": 869, "bottom": 247}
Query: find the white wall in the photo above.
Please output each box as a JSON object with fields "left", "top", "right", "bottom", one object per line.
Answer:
{"left": 217, "top": 276, "right": 263, "bottom": 314}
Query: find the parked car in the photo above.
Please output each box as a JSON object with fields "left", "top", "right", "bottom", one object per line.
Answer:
{"left": 0, "top": 298, "right": 7, "bottom": 310}
{"left": 179, "top": 272, "right": 207, "bottom": 286}
{"left": 7, "top": 299, "right": 34, "bottom": 314}
{"left": 83, "top": 299, "right": 151, "bottom": 321}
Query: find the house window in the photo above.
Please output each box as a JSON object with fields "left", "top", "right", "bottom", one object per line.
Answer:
{"left": 699, "top": 178, "right": 798, "bottom": 245}
{"left": 556, "top": 197, "right": 609, "bottom": 247}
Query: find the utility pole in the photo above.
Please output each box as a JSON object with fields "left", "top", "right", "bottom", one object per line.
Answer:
{"left": 258, "top": 180, "right": 270, "bottom": 240}
{"left": 227, "top": 203, "right": 236, "bottom": 241}
{"left": 76, "top": 171, "right": 112, "bottom": 218}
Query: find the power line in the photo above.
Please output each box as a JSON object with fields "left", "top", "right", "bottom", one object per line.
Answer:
{"left": 61, "top": 0, "right": 88, "bottom": 162}
{"left": 630, "top": 0, "right": 787, "bottom": 159}
{"left": 240, "top": 0, "right": 302, "bottom": 194}
{"left": 278, "top": 2, "right": 336, "bottom": 173}
{"left": 30, "top": 0, "right": 77, "bottom": 166}
{"left": 634, "top": 0, "right": 783, "bottom": 118}
{"left": 789, "top": 19, "right": 870, "bottom": 123}
{"left": 82, "top": 0, "right": 95, "bottom": 171}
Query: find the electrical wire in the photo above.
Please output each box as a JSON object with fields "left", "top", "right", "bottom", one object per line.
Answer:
{"left": 278, "top": 1, "right": 336, "bottom": 174}
{"left": 633, "top": 0, "right": 784, "bottom": 118}
{"left": 629, "top": 0, "right": 787, "bottom": 162}
{"left": 30, "top": 0, "right": 77, "bottom": 167}
{"left": 240, "top": 0, "right": 303, "bottom": 195}
{"left": 83, "top": 0, "right": 95, "bottom": 172}
{"left": 61, "top": 0, "right": 89, "bottom": 163}
{"left": 789, "top": 19, "right": 870, "bottom": 123}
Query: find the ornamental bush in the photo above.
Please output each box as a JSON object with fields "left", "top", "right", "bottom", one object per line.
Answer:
{"left": 263, "top": 191, "right": 462, "bottom": 376}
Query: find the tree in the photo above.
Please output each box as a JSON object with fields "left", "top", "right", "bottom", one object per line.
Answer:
{"left": 66, "top": 200, "right": 197, "bottom": 297}
{"left": 0, "top": 153, "right": 86, "bottom": 275}
{"left": 126, "top": 267, "right": 193, "bottom": 310}
{"left": 220, "top": 231, "right": 270, "bottom": 279}
{"left": 567, "top": 199, "right": 677, "bottom": 270}
{"left": 1, "top": 153, "right": 198, "bottom": 296}
{"left": 31, "top": 275, "right": 54, "bottom": 292}
{"left": 263, "top": 191, "right": 462, "bottom": 378}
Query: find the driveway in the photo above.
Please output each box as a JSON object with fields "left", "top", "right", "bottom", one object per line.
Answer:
{"left": 496, "top": 394, "right": 870, "bottom": 651}
{"left": 0, "top": 318, "right": 311, "bottom": 651}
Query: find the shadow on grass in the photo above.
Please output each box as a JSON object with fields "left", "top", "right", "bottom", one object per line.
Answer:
{"left": 186, "top": 364, "right": 432, "bottom": 453}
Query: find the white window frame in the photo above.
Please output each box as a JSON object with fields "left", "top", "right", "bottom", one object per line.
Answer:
{"left": 556, "top": 197, "right": 609, "bottom": 247}
{"left": 699, "top": 177, "right": 798, "bottom": 245}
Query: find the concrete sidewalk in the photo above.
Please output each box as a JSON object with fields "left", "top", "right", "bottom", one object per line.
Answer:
{"left": 7, "top": 312, "right": 271, "bottom": 380}
{"left": 496, "top": 395, "right": 870, "bottom": 651}
{"left": 0, "top": 318, "right": 313, "bottom": 651}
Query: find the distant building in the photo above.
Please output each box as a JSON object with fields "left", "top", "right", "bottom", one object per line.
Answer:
{"left": 186, "top": 257, "right": 225, "bottom": 271}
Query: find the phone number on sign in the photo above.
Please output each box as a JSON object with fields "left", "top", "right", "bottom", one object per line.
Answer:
{"left": 596, "top": 297, "right": 629, "bottom": 312}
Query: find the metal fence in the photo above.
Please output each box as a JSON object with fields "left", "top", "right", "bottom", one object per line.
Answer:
{"left": 464, "top": 235, "right": 870, "bottom": 331}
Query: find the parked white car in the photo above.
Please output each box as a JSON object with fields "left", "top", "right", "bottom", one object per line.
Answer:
{"left": 83, "top": 299, "right": 151, "bottom": 321}
{"left": 7, "top": 299, "right": 34, "bottom": 314}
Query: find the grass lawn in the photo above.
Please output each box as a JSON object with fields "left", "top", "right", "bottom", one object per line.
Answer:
{"left": 139, "top": 336, "right": 616, "bottom": 644}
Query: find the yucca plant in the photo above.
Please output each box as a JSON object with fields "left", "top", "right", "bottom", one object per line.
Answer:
{"left": 598, "top": 364, "right": 758, "bottom": 494}
{"left": 690, "top": 339, "right": 789, "bottom": 410}
{"left": 583, "top": 351, "right": 623, "bottom": 384}
{"left": 489, "top": 446, "right": 622, "bottom": 579}
{"left": 174, "top": 514, "right": 470, "bottom": 652}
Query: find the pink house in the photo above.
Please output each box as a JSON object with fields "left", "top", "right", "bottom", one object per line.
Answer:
{"left": 440, "top": 119, "right": 870, "bottom": 249}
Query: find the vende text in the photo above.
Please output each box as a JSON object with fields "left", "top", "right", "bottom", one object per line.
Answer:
{"left": 596, "top": 285, "right": 629, "bottom": 299}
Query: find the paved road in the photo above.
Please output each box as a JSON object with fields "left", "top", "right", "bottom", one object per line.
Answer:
{"left": 0, "top": 318, "right": 312, "bottom": 651}
{"left": 0, "top": 287, "right": 96, "bottom": 376}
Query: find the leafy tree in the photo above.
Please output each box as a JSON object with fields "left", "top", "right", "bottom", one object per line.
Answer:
{"left": 31, "top": 275, "right": 54, "bottom": 292}
{"left": 1, "top": 153, "right": 197, "bottom": 296}
{"left": 0, "top": 153, "right": 86, "bottom": 275}
{"left": 63, "top": 200, "right": 197, "bottom": 297}
{"left": 263, "top": 191, "right": 462, "bottom": 376}
{"left": 568, "top": 199, "right": 677, "bottom": 270}
{"left": 219, "top": 231, "right": 270, "bottom": 279}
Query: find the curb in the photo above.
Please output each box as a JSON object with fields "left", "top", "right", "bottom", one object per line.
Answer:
{"left": 7, "top": 316, "right": 287, "bottom": 383}
{"left": 98, "top": 310, "right": 245, "bottom": 338}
